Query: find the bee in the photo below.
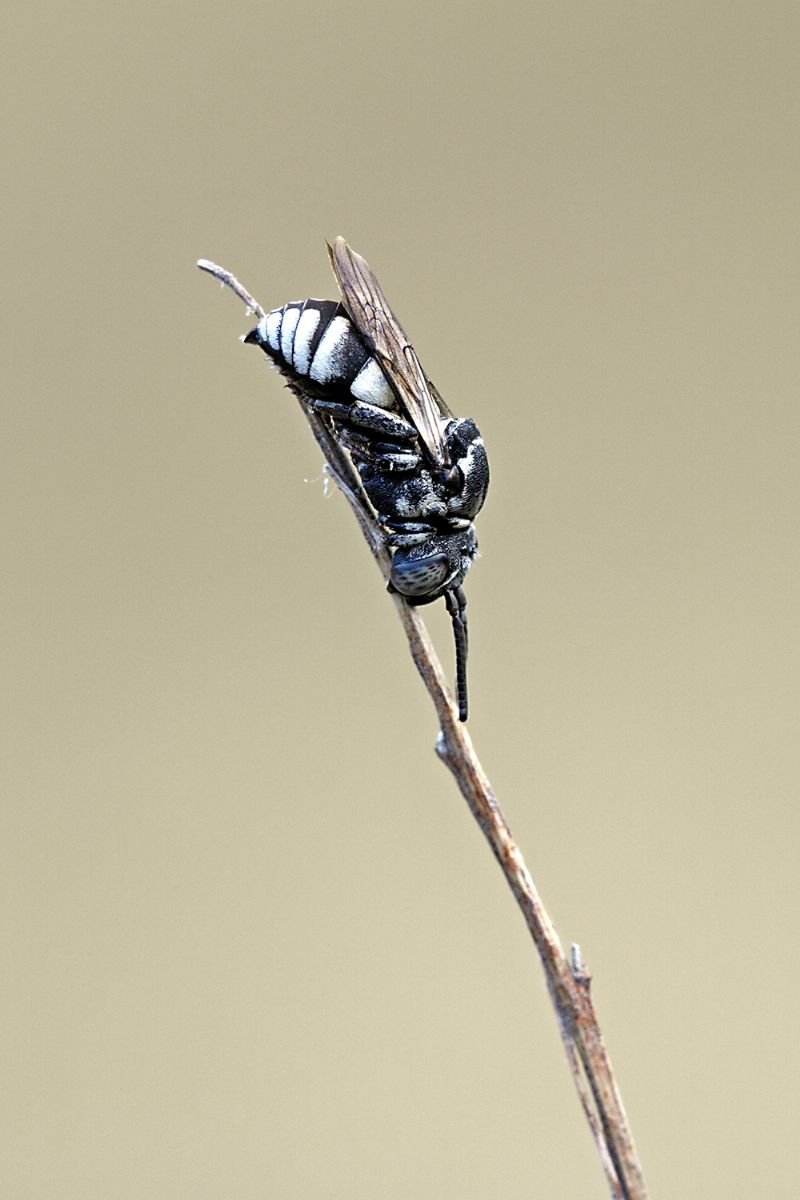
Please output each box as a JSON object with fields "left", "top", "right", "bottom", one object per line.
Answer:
{"left": 243, "top": 239, "right": 489, "bottom": 720}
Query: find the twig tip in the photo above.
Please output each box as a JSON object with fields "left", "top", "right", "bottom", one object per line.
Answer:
{"left": 196, "top": 258, "right": 267, "bottom": 321}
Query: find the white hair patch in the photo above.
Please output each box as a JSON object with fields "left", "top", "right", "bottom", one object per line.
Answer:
{"left": 292, "top": 308, "right": 321, "bottom": 374}
{"left": 350, "top": 357, "right": 394, "bottom": 408}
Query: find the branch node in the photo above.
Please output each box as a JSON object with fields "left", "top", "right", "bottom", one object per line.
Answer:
{"left": 571, "top": 942, "right": 592, "bottom": 986}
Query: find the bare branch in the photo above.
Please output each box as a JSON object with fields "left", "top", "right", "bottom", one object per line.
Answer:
{"left": 197, "top": 259, "right": 267, "bottom": 322}
{"left": 198, "top": 260, "right": 650, "bottom": 1200}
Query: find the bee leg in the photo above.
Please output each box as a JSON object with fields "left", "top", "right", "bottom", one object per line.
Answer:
{"left": 307, "top": 398, "right": 418, "bottom": 442}
{"left": 381, "top": 521, "right": 437, "bottom": 544}
{"left": 444, "top": 587, "right": 469, "bottom": 722}
{"left": 333, "top": 426, "right": 422, "bottom": 470}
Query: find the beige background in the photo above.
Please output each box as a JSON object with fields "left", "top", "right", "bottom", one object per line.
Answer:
{"left": 4, "top": 3, "right": 799, "bottom": 1196}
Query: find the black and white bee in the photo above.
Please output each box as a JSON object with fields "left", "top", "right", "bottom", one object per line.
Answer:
{"left": 243, "top": 238, "right": 489, "bottom": 721}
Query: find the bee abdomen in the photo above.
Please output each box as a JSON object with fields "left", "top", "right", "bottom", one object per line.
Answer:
{"left": 247, "top": 300, "right": 395, "bottom": 408}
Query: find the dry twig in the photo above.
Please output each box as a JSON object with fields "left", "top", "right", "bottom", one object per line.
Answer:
{"left": 198, "top": 257, "right": 650, "bottom": 1200}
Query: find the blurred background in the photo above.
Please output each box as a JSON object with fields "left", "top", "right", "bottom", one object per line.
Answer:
{"left": 4, "top": 3, "right": 799, "bottom": 1196}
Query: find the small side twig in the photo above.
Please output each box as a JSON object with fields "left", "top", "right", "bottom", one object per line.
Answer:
{"left": 199, "top": 259, "right": 650, "bottom": 1200}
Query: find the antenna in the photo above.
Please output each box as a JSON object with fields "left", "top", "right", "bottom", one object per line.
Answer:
{"left": 445, "top": 587, "right": 469, "bottom": 722}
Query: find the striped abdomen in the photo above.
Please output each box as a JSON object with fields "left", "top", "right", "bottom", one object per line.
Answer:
{"left": 247, "top": 300, "right": 396, "bottom": 410}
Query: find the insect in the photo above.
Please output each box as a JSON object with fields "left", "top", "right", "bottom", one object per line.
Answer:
{"left": 243, "top": 238, "right": 489, "bottom": 721}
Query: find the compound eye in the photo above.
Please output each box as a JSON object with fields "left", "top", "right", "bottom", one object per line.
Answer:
{"left": 390, "top": 551, "right": 450, "bottom": 598}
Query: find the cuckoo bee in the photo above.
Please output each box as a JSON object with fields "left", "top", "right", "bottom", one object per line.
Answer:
{"left": 244, "top": 238, "right": 489, "bottom": 721}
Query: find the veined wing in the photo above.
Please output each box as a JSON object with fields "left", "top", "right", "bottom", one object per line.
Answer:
{"left": 327, "top": 237, "right": 451, "bottom": 468}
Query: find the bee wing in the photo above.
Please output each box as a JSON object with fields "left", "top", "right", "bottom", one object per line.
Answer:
{"left": 328, "top": 237, "right": 451, "bottom": 468}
